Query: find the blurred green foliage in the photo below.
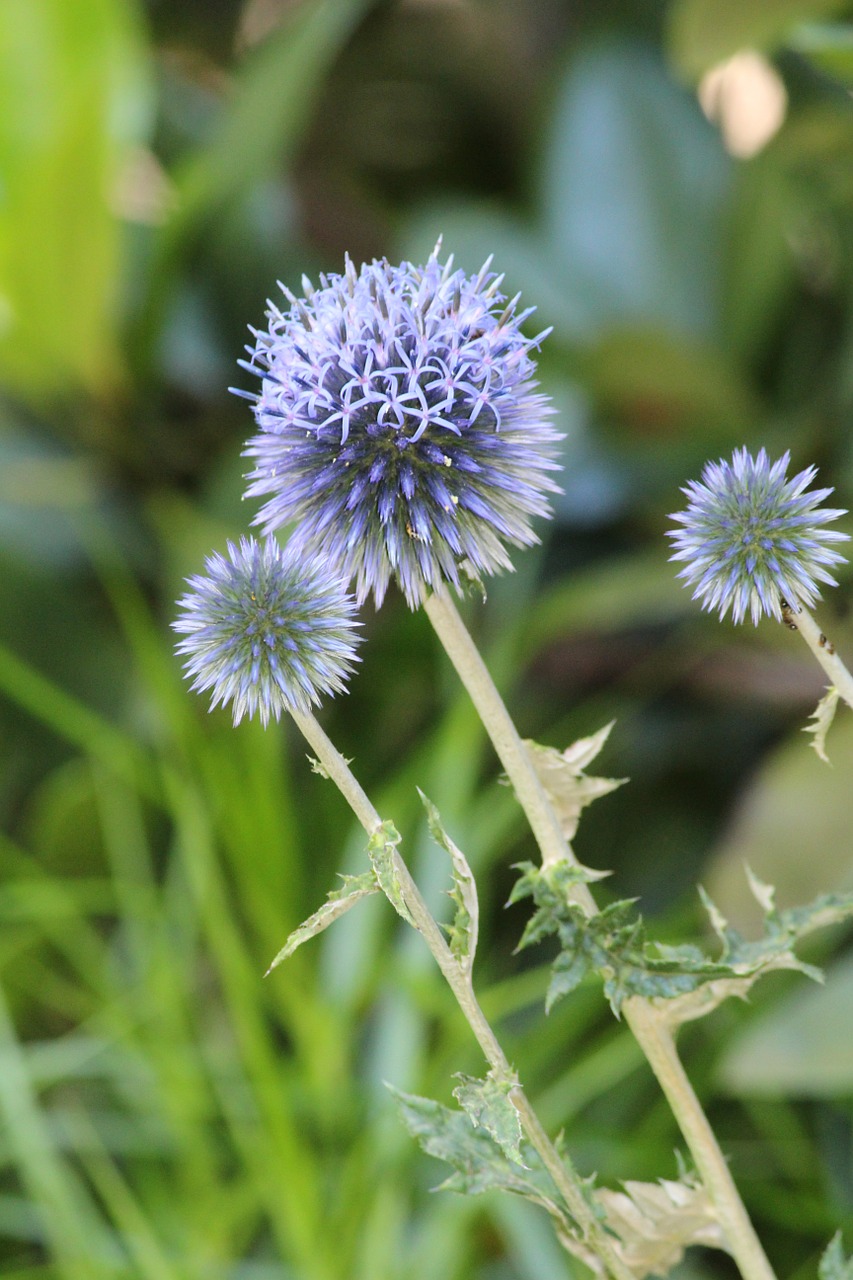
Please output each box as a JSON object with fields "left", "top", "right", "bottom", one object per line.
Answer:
{"left": 2, "top": 0, "right": 853, "bottom": 1276}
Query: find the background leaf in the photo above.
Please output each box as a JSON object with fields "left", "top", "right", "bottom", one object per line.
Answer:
{"left": 0, "top": 0, "right": 151, "bottom": 400}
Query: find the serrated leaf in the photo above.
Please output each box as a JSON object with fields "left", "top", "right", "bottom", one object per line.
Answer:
{"left": 265, "top": 871, "right": 378, "bottom": 974}
{"left": 388, "top": 1087, "right": 581, "bottom": 1243}
{"left": 596, "top": 1175, "right": 729, "bottom": 1276}
{"left": 656, "top": 879, "right": 853, "bottom": 1029}
{"left": 510, "top": 861, "right": 853, "bottom": 1022}
{"left": 525, "top": 725, "right": 626, "bottom": 842}
{"left": 510, "top": 861, "right": 728, "bottom": 1016}
{"left": 820, "top": 1233, "right": 853, "bottom": 1280}
{"left": 804, "top": 687, "right": 841, "bottom": 764}
{"left": 367, "top": 819, "right": 414, "bottom": 926}
{"left": 418, "top": 789, "right": 479, "bottom": 972}
{"left": 453, "top": 1069, "right": 524, "bottom": 1165}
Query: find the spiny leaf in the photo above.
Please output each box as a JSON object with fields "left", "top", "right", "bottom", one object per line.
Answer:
{"left": 418, "top": 789, "right": 479, "bottom": 972}
{"left": 389, "top": 1086, "right": 574, "bottom": 1231}
{"left": 820, "top": 1232, "right": 853, "bottom": 1280}
{"left": 659, "top": 877, "right": 853, "bottom": 1028}
{"left": 510, "top": 862, "right": 853, "bottom": 1021}
{"left": 367, "top": 819, "right": 414, "bottom": 926}
{"left": 804, "top": 686, "right": 841, "bottom": 764}
{"left": 453, "top": 1069, "right": 524, "bottom": 1164}
{"left": 265, "top": 871, "right": 378, "bottom": 973}
{"left": 597, "top": 1175, "right": 729, "bottom": 1276}
{"left": 511, "top": 860, "right": 727, "bottom": 1016}
{"left": 524, "top": 724, "right": 627, "bottom": 841}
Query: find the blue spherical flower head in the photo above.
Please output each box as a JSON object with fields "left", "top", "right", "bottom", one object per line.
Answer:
{"left": 173, "top": 536, "right": 360, "bottom": 725}
{"left": 668, "top": 447, "right": 849, "bottom": 625}
{"left": 238, "top": 247, "right": 561, "bottom": 608}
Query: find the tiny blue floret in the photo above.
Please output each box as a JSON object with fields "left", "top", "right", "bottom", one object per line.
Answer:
{"left": 236, "top": 246, "right": 561, "bottom": 608}
{"left": 173, "top": 536, "right": 360, "bottom": 725}
{"left": 668, "top": 447, "right": 849, "bottom": 625}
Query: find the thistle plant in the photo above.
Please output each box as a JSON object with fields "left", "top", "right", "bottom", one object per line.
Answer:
{"left": 173, "top": 536, "right": 361, "bottom": 725}
{"left": 238, "top": 247, "right": 561, "bottom": 607}
{"left": 176, "top": 249, "right": 853, "bottom": 1280}
{"left": 670, "top": 448, "right": 853, "bottom": 719}
{"left": 668, "top": 446, "right": 848, "bottom": 625}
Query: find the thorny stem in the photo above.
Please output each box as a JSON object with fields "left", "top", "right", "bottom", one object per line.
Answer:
{"left": 781, "top": 601, "right": 853, "bottom": 711}
{"left": 290, "top": 708, "right": 636, "bottom": 1280}
{"left": 422, "top": 589, "right": 778, "bottom": 1280}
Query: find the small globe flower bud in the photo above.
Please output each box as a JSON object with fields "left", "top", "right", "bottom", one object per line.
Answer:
{"left": 668, "top": 447, "right": 849, "bottom": 625}
{"left": 173, "top": 537, "right": 360, "bottom": 724}
{"left": 236, "top": 247, "right": 562, "bottom": 608}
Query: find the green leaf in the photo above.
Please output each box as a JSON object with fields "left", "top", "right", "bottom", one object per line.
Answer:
{"left": 667, "top": 0, "right": 847, "bottom": 81}
{"left": 264, "top": 872, "right": 378, "bottom": 974}
{"left": 510, "top": 861, "right": 723, "bottom": 1016}
{"left": 820, "top": 1232, "right": 853, "bottom": 1280}
{"left": 392, "top": 1088, "right": 734, "bottom": 1277}
{"left": 0, "top": 0, "right": 152, "bottom": 401}
{"left": 598, "top": 1175, "right": 729, "bottom": 1275}
{"left": 388, "top": 1087, "right": 572, "bottom": 1227}
{"left": 510, "top": 861, "right": 853, "bottom": 1022}
{"left": 452, "top": 1070, "right": 524, "bottom": 1166}
{"left": 367, "top": 820, "right": 414, "bottom": 926}
{"left": 524, "top": 725, "right": 626, "bottom": 843}
{"left": 654, "top": 875, "right": 853, "bottom": 1028}
{"left": 418, "top": 789, "right": 479, "bottom": 972}
{"left": 804, "top": 687, "right": 841, "bottom": 764}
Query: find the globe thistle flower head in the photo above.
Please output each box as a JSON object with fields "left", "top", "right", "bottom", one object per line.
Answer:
{"left": 173, "top": 536, "right": 360, "bottom": 725}
{"left": 668, "top": 447, "right": 849, "bottom": 625}
{"left": 237, "top": 246, "right": 562, "bottom": 608}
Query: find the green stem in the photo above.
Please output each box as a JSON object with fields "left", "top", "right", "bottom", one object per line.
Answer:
{"left": 782, "top": 602, "right": 853, "bottom": 711}
{"left": 290, "top": 708, "right": 635, "bottom": 1280}
{"left": 421, "top": 593, "right": 593, "bottom": 886}
{"left": 422, "top": 589, "right": 777, "bottom": 1280}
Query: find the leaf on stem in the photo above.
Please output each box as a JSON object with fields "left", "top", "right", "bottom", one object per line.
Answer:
{"left": 367, "top": 819, "right": 415, "bottom": 926}
{"left": 418, "top": 789, "right": 479, "bottom": 972}
{"left": 804, "top": 687, "right": 841, "bottom": 764}
{"left": 389, "top": 1086, "right": 576, "bottom": 1232}
{"left": 392, "top": 1088, "right": 733, "bottom": 1277}
{"left": 510, "top": 861, "right": 853, "bottom": 1020}
{"left": 820, "top": 1232, "right": 853, "bottom": 1279}
{"left": 657, "top": 873, "right": 853, "bottom": 1027}
{"left": 452, "top": 1068, "right": 524, "bottom": 1164}
{"left": 265, "top": 871, "right": 379, "bottom": 973}
{"left": 524, "top": 723, "right": 627, "bottom": 841}
{"left": 597, "top": 1175, "right": 729, "bottom": 1276}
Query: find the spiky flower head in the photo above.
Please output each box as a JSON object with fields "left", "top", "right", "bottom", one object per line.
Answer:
{"left": 237, "top": 247, "right": 561, "bottom": 608}
{"left": 173, "top": 536, "right": 360, "bottom": 725}
{"left": 668, "top": 447, "right": 849, "bottom": 625}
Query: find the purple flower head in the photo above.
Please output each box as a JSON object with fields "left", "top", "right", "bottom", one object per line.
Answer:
{"left": 668, "top": 447, "right": 849, "bottom": 625}
{"left": 173, "top": 536, "right": 360, "bottom": 725}
{"left": 236, "top": 247, "right": 562, "bottom": 608}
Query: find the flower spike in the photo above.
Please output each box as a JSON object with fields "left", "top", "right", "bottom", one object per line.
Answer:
{"left": 173, "top": 536, "right": 360, "bottom": 725}
{"left": 668, "top": 447, "right": 849, "bottom": 625}
{"left": 237, "top": 248, "right": 562, "bottom": 608}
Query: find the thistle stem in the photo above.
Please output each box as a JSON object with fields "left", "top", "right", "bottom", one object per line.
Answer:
{"left": 290, "top": 708, "right": 636, "bottom": 1280}
{"left": 782, "top": 602, "right": 853, "bottom": 711}
{"left": 422, "top": 593, "right": 593, "bottom": 885}
{"left": 422, "top": 589, "right": 777, "bottom": 1280}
